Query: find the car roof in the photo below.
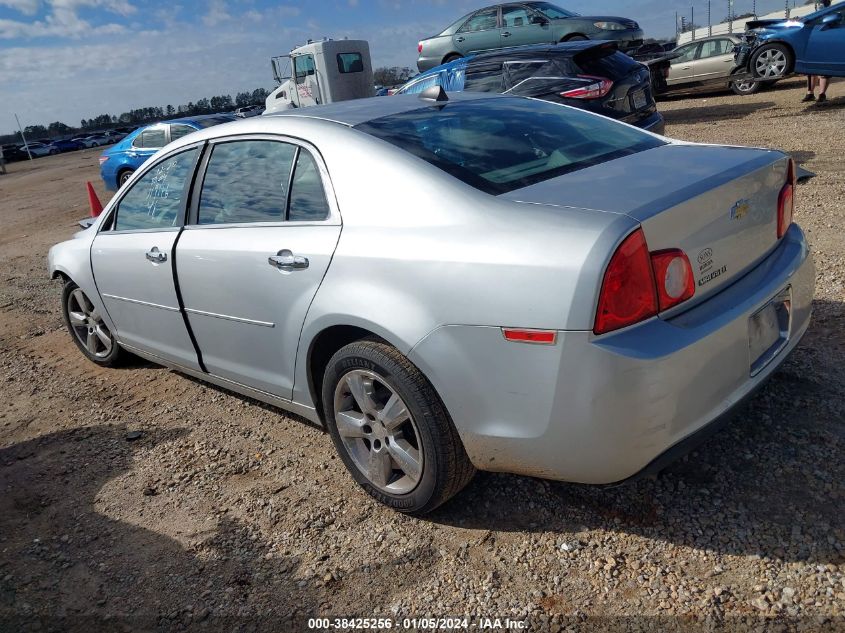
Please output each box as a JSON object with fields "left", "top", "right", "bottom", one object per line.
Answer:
{"left": 675, "top": 33, "right": 742, "bottom": 47}
{"left": 265, "top": 91, "right": 504, "bottom": 127}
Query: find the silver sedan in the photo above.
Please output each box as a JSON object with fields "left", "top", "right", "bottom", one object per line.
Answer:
{"left": 48, "top": 92, "right": 814, "bottom": 514}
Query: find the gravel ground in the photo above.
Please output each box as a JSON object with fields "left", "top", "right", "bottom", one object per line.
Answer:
{"left": 1, "top": 78, "right": 843, "bottom": 632}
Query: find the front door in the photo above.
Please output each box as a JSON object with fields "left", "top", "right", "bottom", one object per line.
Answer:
{"left": 176, "top": 137, "right": 341, "bottom": 399}
{"left": 500, "top": 5, "right": 552, "bottom": 48}
{"left": 667, "top": 43, "right": 700, "bottom": 86}
{"left": 91, "top": 145, "right": 201, "bottom": 370}
{"left": 804, "top": 9, "right": 845, "bottom": 76}
{"left": 293, "top": 54, "right": 321, "bottom": 107}
{"left": 454, "top": 6, "right": 501, "bottom": 55}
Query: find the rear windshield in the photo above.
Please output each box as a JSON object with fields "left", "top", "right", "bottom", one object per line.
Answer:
{"left": 354, "top": 98, "right": 663, "bottom": 195}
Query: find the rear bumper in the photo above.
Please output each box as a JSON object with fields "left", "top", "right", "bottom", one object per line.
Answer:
{"left": 409, "top": 224, "right": 814, "bottom": 484}
{"left": 629, "top": 110, "right": 665, "bottom": 134}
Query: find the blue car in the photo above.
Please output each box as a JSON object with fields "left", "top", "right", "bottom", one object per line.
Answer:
{"left": 99, "top": 114, "right": 236, "bottom": 190}
{"left": 395, "top": 41, "right": 665, "bottom": 134}
{"left": 743, "top": 3, "right": 845, "bottom": 80}
{"left": 50, "top": 139, "right": 83, "bottom": 153}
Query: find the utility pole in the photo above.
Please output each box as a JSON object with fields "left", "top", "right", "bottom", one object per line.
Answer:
{"left": 728, "top": 0, "right": 734, "bottom": 34}
{"left": 691, "top": 6, "right": 695, "bottom": 40}
{"left": 708, "top": 0, "right": 712, "bottom": 36}
{"left": 14, "top": 113, "right": 33, "bottom": 161}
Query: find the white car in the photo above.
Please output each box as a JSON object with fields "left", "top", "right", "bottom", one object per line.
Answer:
{"left": 235, "top": 105, "right": 265, "bottom": 118}
{"left": 24, "top": 142, "right": 57, "bottom": 157}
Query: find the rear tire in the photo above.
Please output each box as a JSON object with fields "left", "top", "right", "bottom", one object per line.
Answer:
{"left": 61, "top": 280, "right": 123, "bottom": 367}
{"left": 564, "top": 34, "right": 589, "bottom": 42}
{"left": 322, "top": 339, "right": 475, "bottom": 515}
{"left": 750, "top": 43, "right": 792, "bottom": 80}
{"left": 117, "top": 169, "right": 134, "bottom": 187}
{"left": 442, "top": 53, "right": 463, "bottom": 64}
{"left": 730, "top": 78, "right": 761, "bottom": 96}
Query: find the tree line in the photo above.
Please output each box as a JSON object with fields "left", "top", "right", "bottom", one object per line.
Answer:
{"left": 2, "top": 88, "right": 270, "bottom": 145}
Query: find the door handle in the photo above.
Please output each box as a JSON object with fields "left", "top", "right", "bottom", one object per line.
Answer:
{"left": 268, "top": 249, "right": 309, "bottom": 270}
{"left": 145, "top": 247, "right": 167, "bottom": 263}
{"left": 455, "top": 36, "right": 465, "bottom": 42}
{"left": 502, "top": 31, "right": 512, "bottom": 37}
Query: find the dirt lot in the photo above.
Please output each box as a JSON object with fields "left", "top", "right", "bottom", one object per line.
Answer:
{"left": 1, "top": 77, "right": 844, "bottom": 632}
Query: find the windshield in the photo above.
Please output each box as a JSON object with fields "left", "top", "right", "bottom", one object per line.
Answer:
{"left": 355, "top": 98, "right": 663, "bottom": 195}
{"left": 527, "top": 2, "right": 579, "bottom": 19}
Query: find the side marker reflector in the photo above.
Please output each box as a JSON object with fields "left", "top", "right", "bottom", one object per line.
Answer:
{"left": 502, "top": 329, "right": 557, "bottom": 345}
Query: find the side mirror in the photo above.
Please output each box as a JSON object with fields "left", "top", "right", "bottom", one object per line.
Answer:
{"left": 821, "top": 14, "right": 841, "bottom": 28}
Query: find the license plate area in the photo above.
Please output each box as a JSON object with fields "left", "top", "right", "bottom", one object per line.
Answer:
{"left": 632, "top": 89, "right": 648, "bottom": 110}
{"left": 749, "top": 287, "right": 792, "bottom": 376}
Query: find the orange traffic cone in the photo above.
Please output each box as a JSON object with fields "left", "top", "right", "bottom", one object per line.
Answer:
{"left": 86, "top": 181, "right": 103, "bottom": 217}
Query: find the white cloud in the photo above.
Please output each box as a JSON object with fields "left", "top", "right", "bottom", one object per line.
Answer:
{"left": 0, "top": 0, "right": 39, "bottom": 15}
{"left": 202, "top": 0, "right": 230, "bottom": 27}
{"left": 0, "top": 0, "right": 135, "bottom": 38}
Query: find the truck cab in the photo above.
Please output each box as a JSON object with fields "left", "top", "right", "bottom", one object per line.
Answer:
{"left": 264, "top": 39, "right": 375, "bottom": 114}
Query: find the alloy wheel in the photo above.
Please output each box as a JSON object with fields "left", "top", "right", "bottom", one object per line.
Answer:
{"left": 755, "top": 49, "right": 787, "bottom": 79}
{"left": 67, "top": 288, "right": 114, "bottom": 359}
{"left": 333, "top": 369, "right": 423, "bottom": 494}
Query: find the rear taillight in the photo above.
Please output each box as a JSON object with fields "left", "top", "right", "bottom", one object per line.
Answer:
{"left": 777, "top": 159, "right": 795, "bottom": 239}
{"left": 560, "top": 75, "right": 613, "bottom": 100}
{"left": 418, "top": 42, "right": 423, "bottom": 54}
{"left": 650, "top": 250, "right": 695, "bottom": 312}
{"left": 98, "top": 156, "right": 109, "bottom": 165}
{"left": 594, "top": 230, "right": 696, "bottom": 335}
{"left": 594, "top": 229, "right": 658, "bottom": 335}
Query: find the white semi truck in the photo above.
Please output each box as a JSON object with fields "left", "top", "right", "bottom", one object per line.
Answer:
{"left": 264, "top": 39, "right": 375, "bottom": 114}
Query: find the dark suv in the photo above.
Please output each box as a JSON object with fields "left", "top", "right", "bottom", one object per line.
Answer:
{"left": 399, "top": 41, "right": 664, "bottom": 134}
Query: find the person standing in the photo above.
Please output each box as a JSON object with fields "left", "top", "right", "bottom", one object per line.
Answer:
{"left": 802, "top": 0, "right": 833, "bottom": 103}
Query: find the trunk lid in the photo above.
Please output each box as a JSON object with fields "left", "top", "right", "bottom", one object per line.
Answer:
{"left": 502, "top": 143, "right": 790, "bottom": 308}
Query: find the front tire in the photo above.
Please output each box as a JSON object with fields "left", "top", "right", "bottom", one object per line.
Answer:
{"left": 62, "top": 281, "right": 123, "bottom": 367}
{"left": 322, "top": 339, "right": 475, "bottom": 515}
{"left": 750, "top": 43, "right": 792, "bottom": 80}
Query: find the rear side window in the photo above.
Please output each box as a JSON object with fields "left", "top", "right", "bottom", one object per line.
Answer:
{"left": 459, "top": 7, "right": 498, "bottom": 33}
{"left": 288, "top": 151, "right": 331, "bottom": 222}
{"left": 169, "top": 124, "right": 196, "bottom": 141}
{"left": 464, "top": 61, "right": 504, "bottom": 92}
{"left": 337, "top": 52, "right": 364, "bottom": 73}
{"left": 197, "top": 140, "right": 330, "bottom": 224}
{"left": 113, "top": 147, "right": 198, "bottom": 231}
{"left": 198, "top": 141, "right": 297, "bottom": 225}
{"left": 133, "top": 128, "right": 167, "bottom": 149}
{"left": 355, "top": 98, "right": 664, "bottom": 195}
{"left": 572, "top": 49, "right": 643, "bottom": 78}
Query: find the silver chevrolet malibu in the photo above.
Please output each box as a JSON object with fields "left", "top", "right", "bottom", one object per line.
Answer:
{"left": 48, "top": 92, "right": 814, "bottom": 514}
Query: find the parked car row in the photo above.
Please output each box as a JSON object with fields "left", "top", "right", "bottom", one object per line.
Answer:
{"left": 1, "top": 130, "right": 130, "bottom": 162}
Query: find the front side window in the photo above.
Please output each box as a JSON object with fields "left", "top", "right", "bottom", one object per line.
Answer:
{"left": 337, "top": 52, "right": 364, "bottom": 73}
{"left": 112, "top": 148, "right": 198, "bottom": 231}
{"left": 355, "top": 98, "right": 664, "bottom": 195}
{"left": 673, "top": 44, "right": 698, "bottom": 64}
{"left": 294, "top": 54, "right": 316, "bottom": 82}
{"left": 198, "top": 141, "right": 297, "bottom": 225}
{"left": 459, "top": 7, "right": 499, "bottom": 32}
{"left": 133, "top": 127, "right": 168, "bottom": 149}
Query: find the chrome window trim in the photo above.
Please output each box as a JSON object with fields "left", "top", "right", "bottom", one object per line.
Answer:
{"left": 97, "top": 142, "right": 206, "bottom": 235}
{"left": 188, "top": 133, "right": 341, "bottom": 227}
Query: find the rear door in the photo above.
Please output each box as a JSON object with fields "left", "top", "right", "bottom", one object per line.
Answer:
{"left": 500, "top": 4, "right": 552, "bottom": 48}
{"left": 693, "top": 38, "right": 736, "bottom": 83}
{"left": 454, "top": 6, "right": 501, "bottom": 55}
{"left": 91, "top": 145, "right": 202, "bottom": 369}
{"left": 126, "top": 124, "right": 168, "bottom": 166}
{"left": 175, "top": 136, "right": 341, "bottom": 399}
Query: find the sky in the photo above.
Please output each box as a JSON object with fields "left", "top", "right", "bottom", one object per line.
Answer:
{"left": 1, "top": 0, "right": 802, "bottom": 131}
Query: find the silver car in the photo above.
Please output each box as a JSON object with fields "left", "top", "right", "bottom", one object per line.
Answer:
{"left": 666, "top": 34, "right": 763, "bottom": 96}
{"left": 49, "top": 92, "right": 814, "bottom": 514}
